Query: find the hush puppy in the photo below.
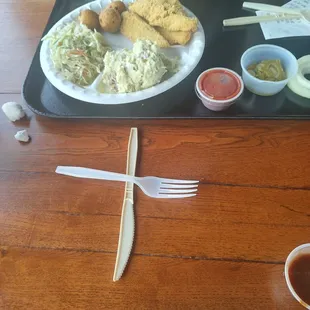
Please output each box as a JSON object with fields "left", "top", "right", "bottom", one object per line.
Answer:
{"left": 79, "top": 10, "right": 100, "bottom": 30}
{"left": 99, "top": 8, "right": 121, "bottom": 33}
{"left": 107, "top": 1, "right": 126, "bottom": 14}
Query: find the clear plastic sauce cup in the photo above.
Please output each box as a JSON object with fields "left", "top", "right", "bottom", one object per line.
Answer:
{"left": 195, "top": 68, "right": 244, "bottom": 111}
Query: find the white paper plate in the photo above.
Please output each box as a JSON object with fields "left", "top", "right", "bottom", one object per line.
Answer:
{"left": 40, "top": 0, "right": 205, "bottom": 105}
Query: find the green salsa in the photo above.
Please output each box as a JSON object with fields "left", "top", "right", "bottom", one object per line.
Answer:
{"left": 247, "top": 59, "right": 286, "bottom": 82}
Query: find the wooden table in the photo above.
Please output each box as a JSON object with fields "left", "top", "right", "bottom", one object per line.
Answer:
{"left": 1, "top": 0, "right": 310, "bottom": 309}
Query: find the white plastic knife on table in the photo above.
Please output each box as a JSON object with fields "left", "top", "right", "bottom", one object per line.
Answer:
{"left": 113, "top": 128, "right": 138, "bottom": 282}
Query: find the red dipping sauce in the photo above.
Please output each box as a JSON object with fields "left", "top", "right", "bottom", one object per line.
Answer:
{"left": 198, "top": 68, "right": 243, "bottom": 101}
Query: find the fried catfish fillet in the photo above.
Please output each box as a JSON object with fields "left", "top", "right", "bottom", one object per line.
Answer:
{"left": 129, "top": 0, "right": 198, "bottom": 32}
{"left": 120, "top": 11, "right": 170, "bottom": 48}
{"left": 152, "top": 15, "right": 197, "bottom": 32}
{"left": 156, "top": 27, "right": 192, "bottom": 45}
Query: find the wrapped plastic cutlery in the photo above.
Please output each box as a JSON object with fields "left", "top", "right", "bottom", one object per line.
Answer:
{"left": 223, "top": 13, "right": 300, "bottom": 26}
{"left": 56, "top": 166, "right": 199, "bottom": 199}
{"left": 242, "top": 2, "right": 310, "bottom": 22}
{"left": 243, "top": 2, "right": 310, "bottom": 18}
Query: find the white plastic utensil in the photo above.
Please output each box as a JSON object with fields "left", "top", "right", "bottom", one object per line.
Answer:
{"left": 243, "top": 2, "right": 301, "bottom": 14}
{"left": 113, "top": 128, "right": 138, "bottom": 282}
{"left": 56, "top": 166, "right": 199, "bottom": 199}
{"left": 223, "top": 13, "right": 300, "bottom": 26}
{"left": 242, "top": 2, "right": 310, "bottom": 22}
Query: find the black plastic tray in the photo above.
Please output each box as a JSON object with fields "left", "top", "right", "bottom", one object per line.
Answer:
{"left": 23, "top": 0, "right": 310, "bottom": 119}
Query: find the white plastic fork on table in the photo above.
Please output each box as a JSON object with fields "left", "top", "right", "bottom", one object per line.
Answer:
{"left": 56, "top": 166, "right": 199, "bottom": 199}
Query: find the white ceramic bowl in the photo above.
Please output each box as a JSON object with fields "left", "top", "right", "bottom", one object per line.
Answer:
{"left": 284, "top": 243, "right": 310, "bottom": 309}
{"left": 241, "top": 44, "right": 298, "bottom": 96}
{"left": 195, "top": 68, "right": 244, "bottom": 111}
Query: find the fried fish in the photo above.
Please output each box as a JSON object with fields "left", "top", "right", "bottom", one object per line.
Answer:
{"left": 156, "top": 27, "right": 192, "bottom": 45}
{"left": 120, "top": 11, "right": 170, "bottom": 48}
{"left": 129, "top": 0, "right": 198, "bottom": 32}
{"left": 152, "top": 15, "right": 197, "bottom": 32}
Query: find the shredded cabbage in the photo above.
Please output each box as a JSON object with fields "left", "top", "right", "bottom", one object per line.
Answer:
{"left": 42, "top": 22, "right": 109, "bottom": 87}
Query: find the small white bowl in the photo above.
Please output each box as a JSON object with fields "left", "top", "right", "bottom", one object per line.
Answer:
{"left": 285, "top": 243, "right": 310, "bottom": 309}
{"left": 195, "top": 68, "right": 244, "bottom": 111}
{"left": 241, "top": 44, "right": 298, "bottom": 96}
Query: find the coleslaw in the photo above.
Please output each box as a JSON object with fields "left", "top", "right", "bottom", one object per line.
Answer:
{"left": 42, "top": 22, "right": 109, "bottom": 87}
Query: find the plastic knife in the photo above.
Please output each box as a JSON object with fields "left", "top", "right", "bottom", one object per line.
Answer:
{"left": 113, "top": 128, "right": 138, "bottom": 282}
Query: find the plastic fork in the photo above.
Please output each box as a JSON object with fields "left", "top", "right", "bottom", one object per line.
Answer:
{"left": 56, "top": 166, "right": 199, "bottom": 199}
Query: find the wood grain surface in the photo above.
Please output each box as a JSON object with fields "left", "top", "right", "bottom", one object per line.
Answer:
{"left": 0, "top": 1, "right": 309, "bottom": 309}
